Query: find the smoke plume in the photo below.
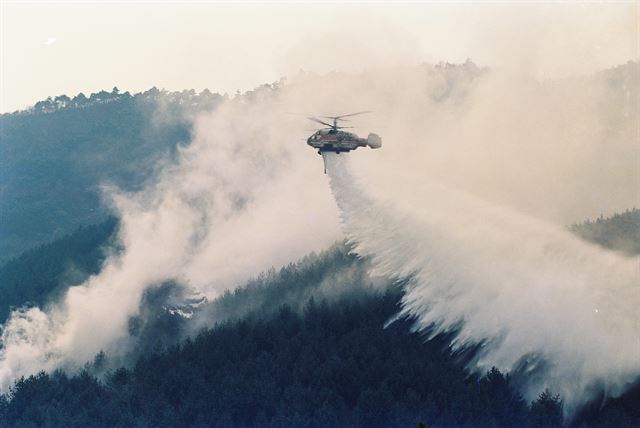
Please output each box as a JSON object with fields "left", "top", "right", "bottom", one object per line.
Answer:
{"left": 0, "top": 88, "right": 343, "bottom": 389}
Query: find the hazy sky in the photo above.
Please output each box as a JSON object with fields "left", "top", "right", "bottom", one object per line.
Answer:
{"left": 1, "top": 1, "right": 637, "bottom": 113}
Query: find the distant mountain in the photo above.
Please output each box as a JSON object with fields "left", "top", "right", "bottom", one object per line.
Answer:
{"left": 0, "top": 87, "right": 225, "bottom": 263}
{"left": 570, "top": 208, "right": 640, "bottom": 255}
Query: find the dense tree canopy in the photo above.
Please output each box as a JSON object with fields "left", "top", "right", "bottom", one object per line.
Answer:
{"left": 1, "top": 290, "right": 565, "bottom": 428}
{"left": 1, "top": 214, "right": 639, "bottom": 426}
{"left": 0, "top": 218, "right": 117, "bottom": 323}
{"left": 570, "top": 208, "right": 640, "bottom": 255}
{"left": 0, "top": 88, "right": 226, "bottom": 263}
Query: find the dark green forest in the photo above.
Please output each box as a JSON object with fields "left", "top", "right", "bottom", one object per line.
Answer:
{"left": 0, "top": 291, "right": 568, "bottom": 428}
{"left": 1, "top": 262, "right": 638, "bottom": 428}
{"left": 0, "top": 218, "right": 117, "bottom": 323}
{"left": 0, "top": 88, "right": 224, "bottom": 263}
{"left": 0, "top": 210, "right": 638, "bottom": 427}
{"left": 570, "top": 208, "right": 640, "bottom": 255}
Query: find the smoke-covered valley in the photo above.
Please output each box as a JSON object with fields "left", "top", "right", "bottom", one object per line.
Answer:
{"left": 0, "top": 60, "right": 638, "bottom": 424}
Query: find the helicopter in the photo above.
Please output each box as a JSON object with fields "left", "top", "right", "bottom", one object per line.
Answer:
{"left": 305, "top": 111, "right": 382, "bottom": 173}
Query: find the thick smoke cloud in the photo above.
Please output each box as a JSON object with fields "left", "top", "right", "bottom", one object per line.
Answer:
{"left": 0, "top": 59, "right": 637, "bottom": 415}
{"left": 0, "top": 87, "right": 343, "bottom": 389}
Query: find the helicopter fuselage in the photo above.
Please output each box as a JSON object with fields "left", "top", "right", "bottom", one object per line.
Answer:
{"left": 306, "top": 129, "right": 368, "bottom": 154}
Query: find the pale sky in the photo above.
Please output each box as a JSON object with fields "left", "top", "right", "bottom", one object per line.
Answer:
{"left": 1, "top": 1, "right": 637, "bottom": 113}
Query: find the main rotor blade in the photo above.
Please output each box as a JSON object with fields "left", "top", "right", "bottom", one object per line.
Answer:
{"left": 334, "top": 111, "right": 373, "bottom": 119}
{"left": 319, "top": 116, "right": 351, "bottom": 122}
{"left": 307, "top": 117, "right": 333, "bottom": 127}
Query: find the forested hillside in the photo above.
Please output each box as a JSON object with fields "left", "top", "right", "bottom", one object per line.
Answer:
{"left": 0, "top": 218, "right": 117, "bottom": 323}
{"left": 0, "top": 88, "right": 224, "bottom": 262}
{"left": 0, "top": 209, "right": 638, "bottom": 427}
{"left": 0, "top": 291, "right": 566, "bottom": 428}
{"left": 570, "top": 208, "right": 640, "bottom": 255}
{"left": 2, "top": 262, "right": 638, "bottom": 427}
{"left": 2, "top": 207, "right": 637, "bottom": 330}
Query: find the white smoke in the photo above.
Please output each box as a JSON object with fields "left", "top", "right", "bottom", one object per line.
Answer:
{"left": 325, "top": 152, "right": 640, "bottom": 414}
{"left": 0, "top": 88, "right": 343, "bottom": 390}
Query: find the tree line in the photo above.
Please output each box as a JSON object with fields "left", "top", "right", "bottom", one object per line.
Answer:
{"left": 1, "top": 290, "right": 572, "bottom": 428}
